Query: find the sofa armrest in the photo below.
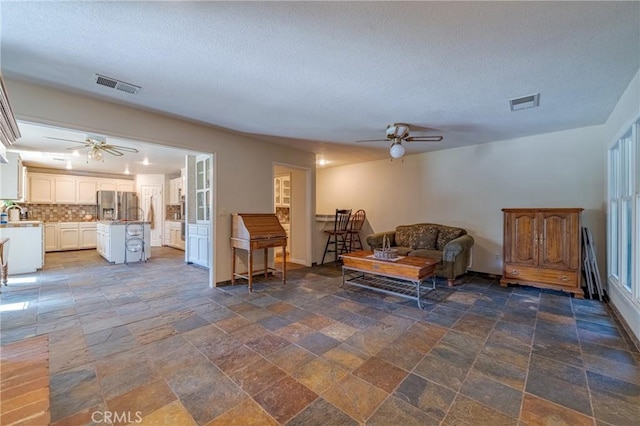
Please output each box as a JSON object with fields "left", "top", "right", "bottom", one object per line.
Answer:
{"left": 365, "top": 231, "right": 396, "bottom": 249}
{"left": 442, "top": 234, "right": 474, "bottom": 262}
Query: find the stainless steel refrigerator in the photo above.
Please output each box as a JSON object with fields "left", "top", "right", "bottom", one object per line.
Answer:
{"left": 96, "top": 191, "right": 139, "bottom": 220}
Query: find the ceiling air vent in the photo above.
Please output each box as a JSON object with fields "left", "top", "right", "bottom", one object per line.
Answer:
{"left": 95, "top": 74, "right": 141, "bottom": 95}
{"left": 509, "top": 93, "right": 539, "bottom": 111}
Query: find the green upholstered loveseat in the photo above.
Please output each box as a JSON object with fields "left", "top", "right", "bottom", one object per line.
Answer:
{"left": 366, "top": 223, "right": 474, "bottom": 286}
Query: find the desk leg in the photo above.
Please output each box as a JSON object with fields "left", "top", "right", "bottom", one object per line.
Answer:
{"left": 264, "top": 248, "right": 268, "bottom": 278}
{"left": 282, "top": 244, "right": 287, "bottom": 285}
{"left": 248, "top": 249, "right": 253, "bottom": 293}
{"left": 231, "top": 247, "right": 236, "bottom": 285}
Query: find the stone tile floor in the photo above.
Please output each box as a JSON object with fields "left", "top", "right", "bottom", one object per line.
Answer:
{"left": 1, "top": 247, "right": 638, "bottom": 425}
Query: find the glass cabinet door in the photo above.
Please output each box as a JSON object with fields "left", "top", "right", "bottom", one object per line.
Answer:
{"left": 195, "top": 155, "right": 211, "bottom": 222}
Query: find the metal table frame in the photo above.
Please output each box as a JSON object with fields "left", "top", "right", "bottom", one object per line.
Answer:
{"left": 341, "top": 265, "right": 436, "bottom": 308}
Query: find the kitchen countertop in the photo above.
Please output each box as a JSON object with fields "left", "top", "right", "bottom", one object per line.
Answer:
{"left": 0, "top": 221, "right": 43, "bottom": 228}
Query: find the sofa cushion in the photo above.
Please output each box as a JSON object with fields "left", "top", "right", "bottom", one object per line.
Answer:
{"left": 436, "top": 226, "right": 466, "bottom": 250}
{"left": 408, "top": 249, "right": 442, "bottom": 260}
{"left": 395, "top": 224, "right": 439, "bottom": 250}
{"left": 395, "top": 247, "right": 413, "bottom": 256}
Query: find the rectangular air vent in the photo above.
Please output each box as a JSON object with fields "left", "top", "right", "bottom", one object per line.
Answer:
{"left": 509, "top": 93, "right": 539, "bottom": 111}
{"left": 95, "top": 74, "right": 141, "bottom": 95}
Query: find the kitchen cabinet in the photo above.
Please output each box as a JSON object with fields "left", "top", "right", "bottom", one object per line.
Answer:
{"left": 195, "top": 155, "right": 211, "bottom": 222}
{"left": 55, "top": 176, "right": 77, "bottom": 204}
{"left": 79, "top": 223, "right": 97, "bottom": 248}
{"left": 97, "top": 221, "right": 150, "bottom": 264}
{"left": 59, "top": 223, "right": 80, "bottom": 250}
{"left": 188, "top": 223, "right": 209, "bottom": 267}
{"left": 29, "top": 174, "right": 55, "bottom": 203}
{"left": 77, "top": 178, "right": 97, "bottom": 204}
{"left": 274, "top": 174, "right": 291, "bottom": 207}
{"left": 44, "top": 222, "right": 97, "bottom": 252}
{"left": 28, "top": 173, "right": 135, "bottom": 204}
{"left": 0, "top": 152, "right": 24, "bottom": 200}
{"left": 501, "top": 208, "right": 583, "bottom": 297}
{"left": 164, "top": 220, "right": 185, "bottom": 250}
{"left": 169, "top": 177, "right": 183, "bottom": 205}
{"left": 44, "top": 223, "right": 58, "bottom": 252}
{"left": 0, "top": 221, "right": 44, "bottom": 274}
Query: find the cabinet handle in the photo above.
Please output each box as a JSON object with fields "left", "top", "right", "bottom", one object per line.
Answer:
{"left": 511, "top": 270, "right": 519, "bottom": 275}
{"left": 559, "top": 276, "right": 568, "bottom": 282}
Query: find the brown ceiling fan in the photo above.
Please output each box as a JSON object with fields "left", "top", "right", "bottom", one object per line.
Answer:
{"left": 357, "top": 123, "right": 443, "bottom": 159}
{"left": 47, "top": 136, "right": 139, "bottom": 161}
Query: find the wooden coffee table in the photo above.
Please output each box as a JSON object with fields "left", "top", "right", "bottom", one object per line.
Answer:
{"left": 340, "top": 250, "right": 439, "bottom": 308}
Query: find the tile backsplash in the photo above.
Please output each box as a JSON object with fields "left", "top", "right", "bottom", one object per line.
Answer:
{"left": 21, "top": 204, "right": 97, "bottom": 222}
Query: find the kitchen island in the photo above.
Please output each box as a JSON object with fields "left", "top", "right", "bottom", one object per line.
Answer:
{"left": 96, "top": 221, "right": 151, "bottom": 264}
{"left": 0, "top": 221, "right": 43, "bottom": 274}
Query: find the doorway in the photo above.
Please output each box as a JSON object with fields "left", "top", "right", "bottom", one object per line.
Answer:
{"left": 273, "top": 164, "right": 312, "bottom": 266}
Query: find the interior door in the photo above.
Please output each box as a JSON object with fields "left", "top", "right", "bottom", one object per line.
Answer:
{"left": 141, "top": 184, "right": 163, "bottom": 247}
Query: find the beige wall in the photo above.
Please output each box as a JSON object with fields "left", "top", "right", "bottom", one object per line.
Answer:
{"left": 317, "top": 125, "right": 606, "bottom": 276}
{"left": 7, "top": 78, "right": 316, "bottom": 283}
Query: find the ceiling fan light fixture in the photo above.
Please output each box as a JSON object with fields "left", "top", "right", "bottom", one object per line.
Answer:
{"left": 389, "top": 142, "right": 405, "bottom": 159}
{"left": 88, "top": 146, "right": 103, "bottom": 162}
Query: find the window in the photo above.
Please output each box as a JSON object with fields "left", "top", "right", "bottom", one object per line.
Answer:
{"left": 608, "top": 123, "right": 639, "bottom": 302}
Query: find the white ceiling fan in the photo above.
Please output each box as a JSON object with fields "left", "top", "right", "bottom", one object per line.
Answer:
{"left": 357, "top": 123, "right": 443, "bottom": 159}
{"left": 47, "top": 135, "right": 139, "bottom": 162}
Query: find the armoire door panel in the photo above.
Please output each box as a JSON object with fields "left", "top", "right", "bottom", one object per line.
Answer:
{"left": 539, "top": 212, "right": 574, "bottom": 270}
{"left": 508, "top": 212, "right": 538, "bottom": 265}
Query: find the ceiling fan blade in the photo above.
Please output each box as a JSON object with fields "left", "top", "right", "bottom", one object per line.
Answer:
{"left": 66, "top": 145, "right": 90, "bottom": 151}
{"left": 356, "top": 139, "right": 390, "bottom": 143}
{"left": 405, "top": 136, "right": 444, "bottom": 142}
{"left": 102, "top": 147, "right": 125, "bottom": 156}
{"left": 105, "top": 144, "right": 139, "bottom": 153}
{"left": 47, "top": 136, "right": 88, "bottom": 144}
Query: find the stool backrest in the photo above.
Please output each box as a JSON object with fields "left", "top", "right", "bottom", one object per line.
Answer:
{"left": 334, "top": 209, "right": 352, "bottom": 232}
{"left": 349, "top": 209, "right": 366, "bottom": 231}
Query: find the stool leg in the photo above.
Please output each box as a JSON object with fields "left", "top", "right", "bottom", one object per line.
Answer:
{"left": 321, "top": 234, "right": 332, "bottom": 265}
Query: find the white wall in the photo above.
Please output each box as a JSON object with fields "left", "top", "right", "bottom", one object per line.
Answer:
{"left": 602, "top": 69, "right": 640, "bottom": 341}
{"left": 317, "top": 125, "right": 606, "bottom": 276}
{"left": 7, "top": 79, "right": 316, "bottom": 283}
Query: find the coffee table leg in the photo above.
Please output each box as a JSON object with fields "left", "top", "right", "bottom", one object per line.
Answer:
{"left": 416, "top": 280, "right": 422, "bottom": 309}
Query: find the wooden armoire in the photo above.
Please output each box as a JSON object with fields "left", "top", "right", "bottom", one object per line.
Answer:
{"left": 500, "top": 208, "right": 583, "bottom": 297}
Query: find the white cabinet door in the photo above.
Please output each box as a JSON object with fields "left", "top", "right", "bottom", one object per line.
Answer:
{"left": 0, "top": 152, "right": 23, "bottom": 200}
{"left": 117, "top": 181, "right": 134, "bottom": 192}
{"left": 44, "top": 223, "right": 59, "bottom": 252}
{"left": 29, "top": 174, "right": 55, "bottom": 203}
{"left": 79, "top": 224, "right": 97, "bottom": 249}
{"left": 77, "top": 179, "right": 97, "bottom": 204}
{"left": 163, "top": 221, "right": 171, "bottom": 245}
{"left": 55, "top": 177, "right": 77, "bottom": 204}
{"left": 97, "top": 180, "right": 117, "bottom": 191}
{"left": 59, "top": 226, "right": 80, "bottom": 250}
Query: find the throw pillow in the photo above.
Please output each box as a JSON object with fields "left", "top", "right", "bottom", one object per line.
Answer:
{"left": 411, "top": 224, "right": 439, "bottom": 250}
{"left": 436, "top": 227, "right": 466, "bottom": 250}
{"left": 394, "top": 225, "right": 413, "bottom": 248}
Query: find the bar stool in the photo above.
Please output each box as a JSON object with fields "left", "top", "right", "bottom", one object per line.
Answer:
{"left": 321, "top": 209, "right": 351, "bottom": 265}
{"left": 346, "top": 209, "right": 366, "bottom": 252}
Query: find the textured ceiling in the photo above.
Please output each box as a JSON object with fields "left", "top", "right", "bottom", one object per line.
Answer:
{"left": 1, "top": 1, "right": 639, "bottom": 170}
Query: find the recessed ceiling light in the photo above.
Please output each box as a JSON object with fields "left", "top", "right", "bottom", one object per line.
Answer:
{"left": 66, "top": 162, "right": 72, "bottom": 170}
{"left": 317, "top": 159, "right": 329, "bottom": 166}
{"left": 509, "top": 93, "right": 540, "bottom": 111}
{"left": 142, "top": 158, "right": 149, "bottom": 166}
{"left": 72, "top": 150, "right": 80, "bottom": 157}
